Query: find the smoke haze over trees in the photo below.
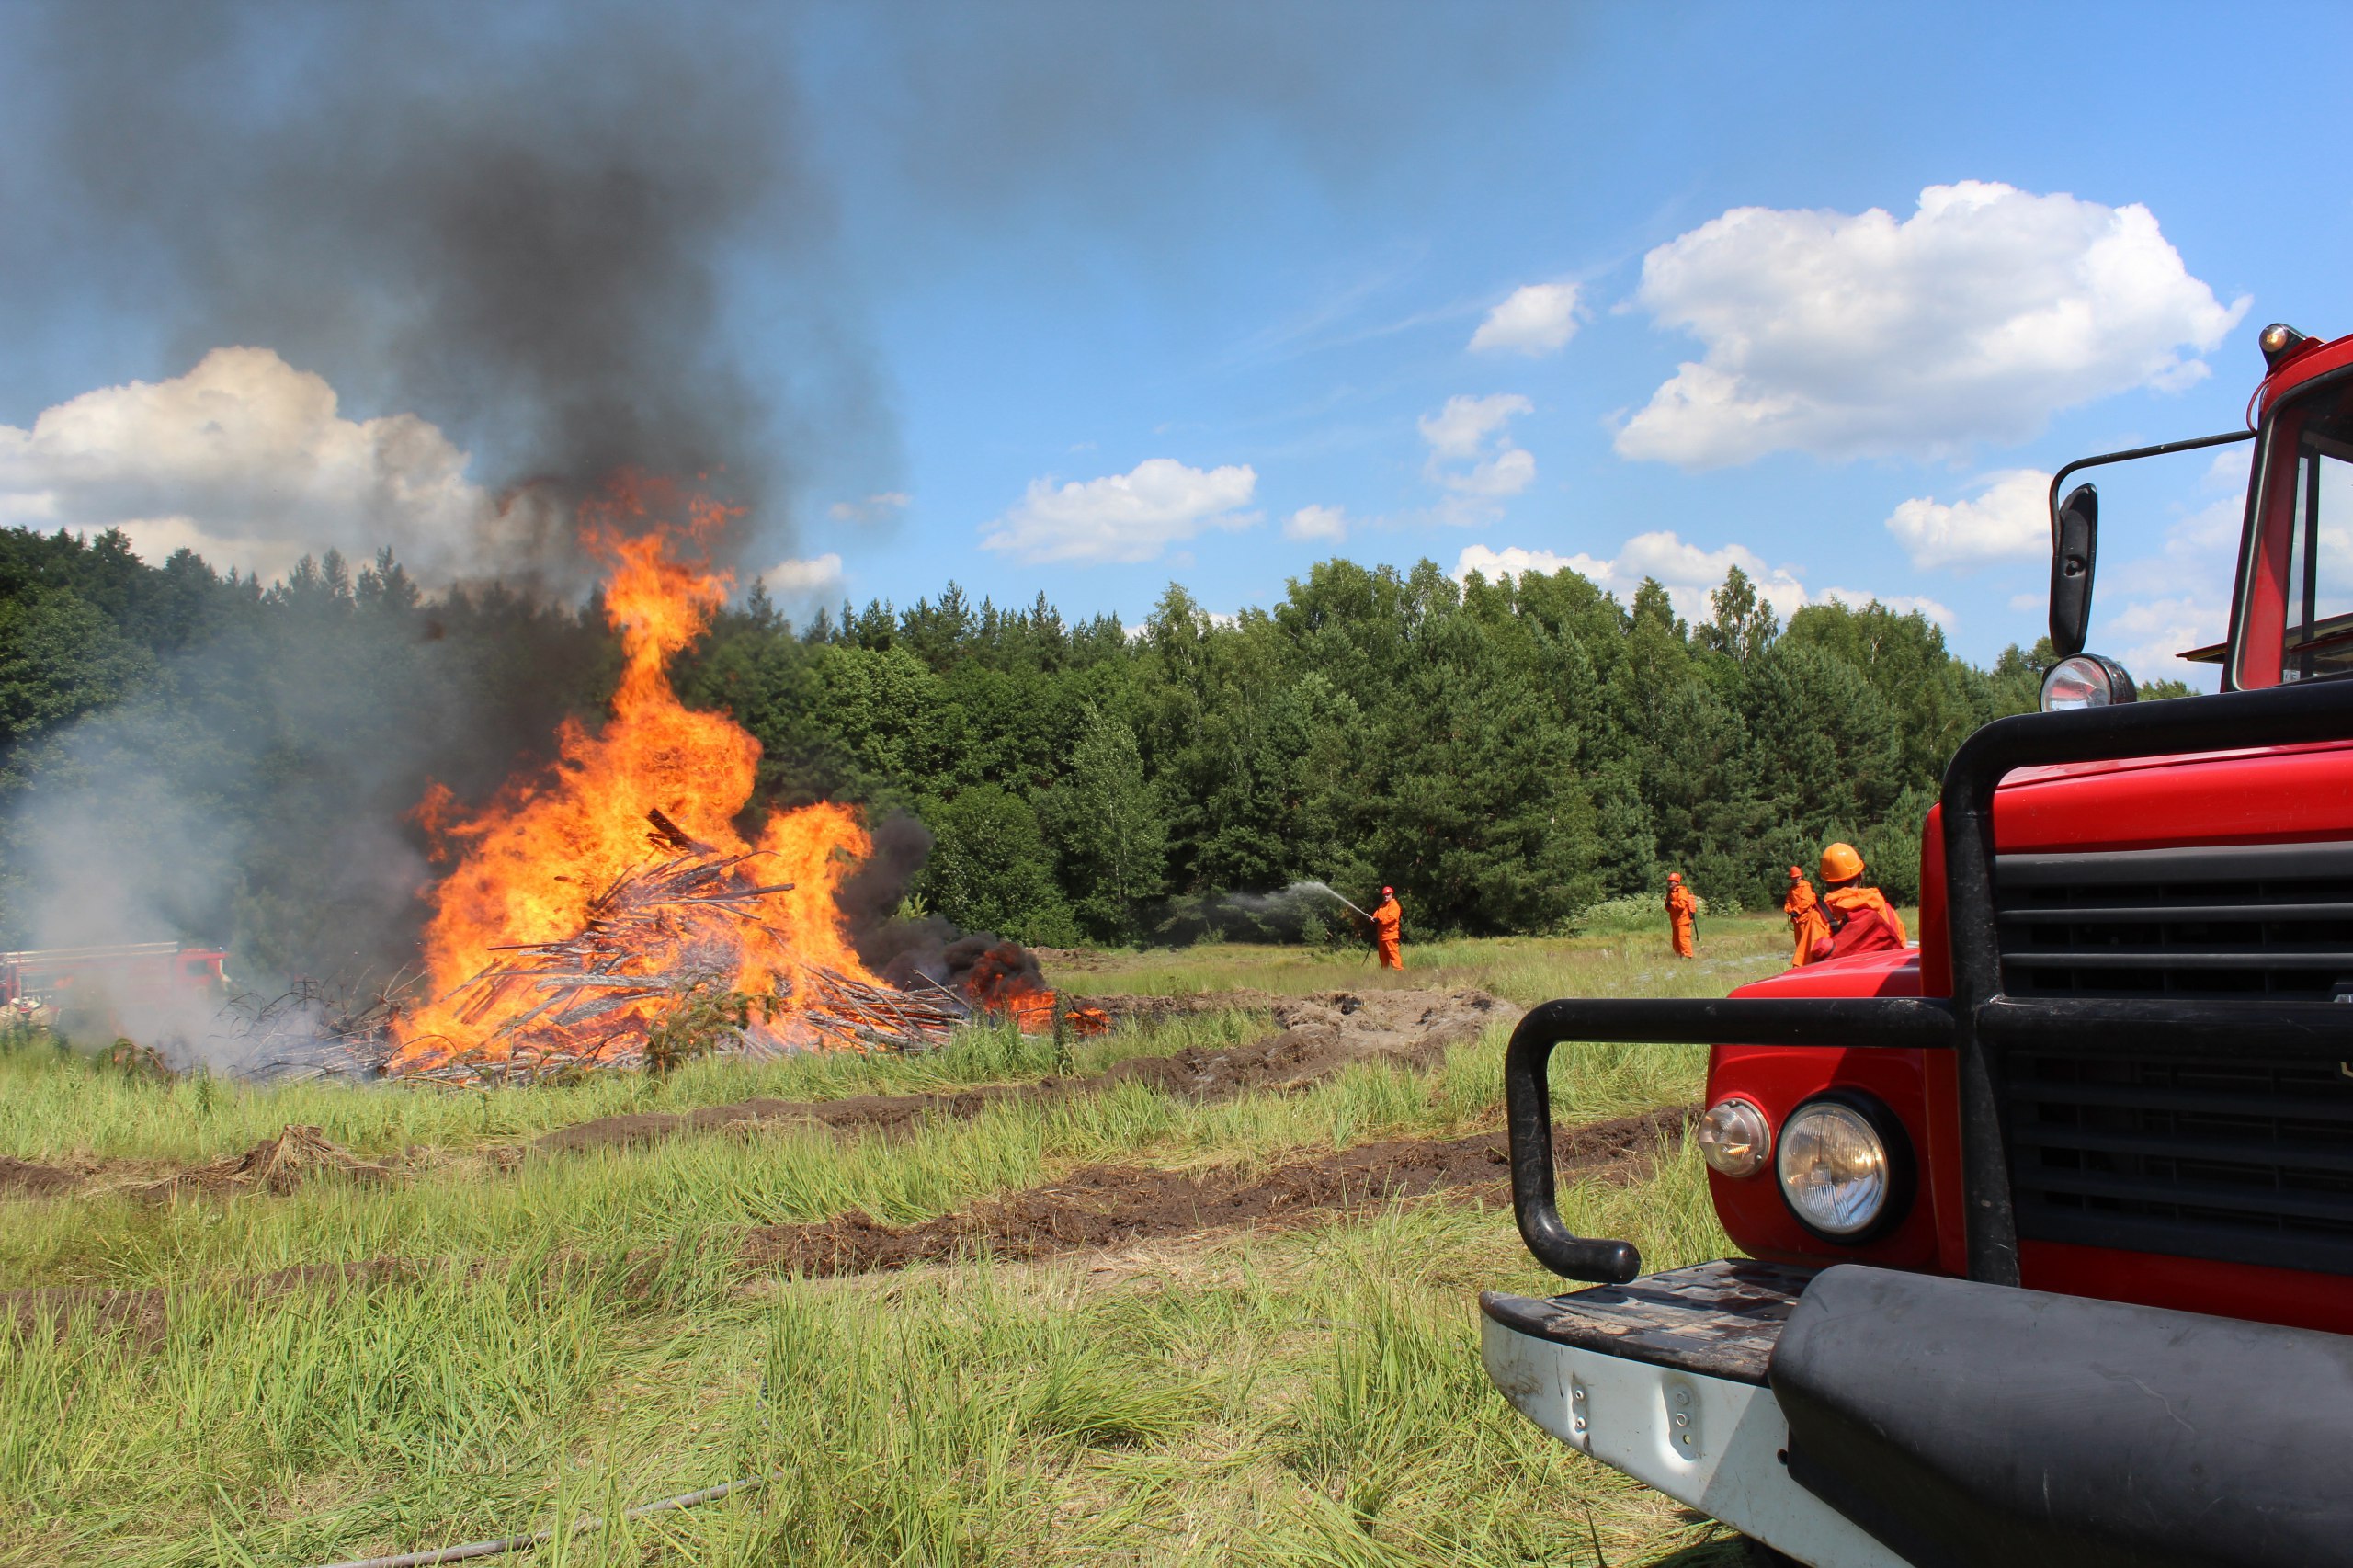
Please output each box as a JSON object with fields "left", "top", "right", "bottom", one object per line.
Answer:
{"left": 0, "top": 528, "right": 2062, "bottom": 975}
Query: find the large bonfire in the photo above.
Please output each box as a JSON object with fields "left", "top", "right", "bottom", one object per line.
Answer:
{"left": 386, "top": 482, "right": 1013, "bottom": 1083}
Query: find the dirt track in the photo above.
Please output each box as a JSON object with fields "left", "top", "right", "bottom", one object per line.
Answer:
{"left": 5, "top": 1107, "right": 1688, "bottom": 1342}
{"left": 0, "top": 988, "right": 1524, "bottom": 1194}
{"left": 540, "top": 986, "right": 1519, "bottom": 1153}
{"left": 740, "top": 1104, "right": 1682, "bottom": 1278}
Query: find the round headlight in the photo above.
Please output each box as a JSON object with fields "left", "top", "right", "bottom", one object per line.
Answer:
{"left": 2040, "top": 653, "right": 2139, "bottom": 712}
{"left": 1696, "top": 1097, "right": 1771, "bottom": 1178}
{"left": 1777, "top": 1096, "right": 1905, "bottom": 1239}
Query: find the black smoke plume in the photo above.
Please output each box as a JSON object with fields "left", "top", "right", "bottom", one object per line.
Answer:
{"left": 3, "top": 0, "right": 870, "bottom": 580}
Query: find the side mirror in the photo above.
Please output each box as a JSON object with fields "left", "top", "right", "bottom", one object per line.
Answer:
{"left": 2050, "top": 483, "right": 2098, "bottom": 658}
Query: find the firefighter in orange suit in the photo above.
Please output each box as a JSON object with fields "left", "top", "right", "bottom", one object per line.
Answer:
{"left": 1665, "top": 872, "right": 1699, "bottom": 959}
{"left": 1784, "top": 865, "right": 1831, "bottom": 968}
{"left": 1812, "top": 842, "right": 1906, "bottom": 961}
{"left": 1370, "top": 886, "right": 1404, "bottom": 970}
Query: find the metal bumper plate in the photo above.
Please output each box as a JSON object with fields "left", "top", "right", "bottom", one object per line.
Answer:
{"left": 1482, "top": 1260, "right": 1911, "bottom": 1568}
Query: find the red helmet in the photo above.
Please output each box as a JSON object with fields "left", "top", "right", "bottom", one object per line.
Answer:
{"left": 1789, "top": 865, "right": 1803, "bottom": 879}
{"left": 1381, "top": 885, "right": 1394, "bottom": 896}
{"left": 1667, "top": 872, "right": 1681, "bottom": 882}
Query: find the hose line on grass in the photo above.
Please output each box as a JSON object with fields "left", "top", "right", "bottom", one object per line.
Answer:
{"left": 306, "top": 1472, "right": 773, "bottom": 1568}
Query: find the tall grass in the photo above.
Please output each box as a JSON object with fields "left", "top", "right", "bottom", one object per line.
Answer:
{"left": 0, "top": 929, "right": 1802, "bottom": 1565}
{"left": 1074, "top": 913, "right": 1794, "bottom": 1004}
{"left": 0, "top": 1010, "right": 1722, "bottom": 1292}
{"left": 2, "top": 1143, "right": 1739, "bottom": 1566}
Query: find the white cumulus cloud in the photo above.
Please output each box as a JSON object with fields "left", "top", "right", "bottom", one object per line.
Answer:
{"left": 1285, "top": 504, "right": 1348, "bottom": 542}
{"left": 1884, "top": 469, "right": 2052, "bottom": 570}
{"left": 1420, "top": 393, "right": 1536, "bottom": 520}
{"left": 1453, "top": 532, "right": 1949, "bottom": 629}
{"left": 1616, "top": 181, "right": 2249, "bottom": 468}
{"left": 1452, "top": 544, "right": 1576, "bottom": 579}
{"left": 757, "top": 552, "right": 845, "bottom": 606}
{"left": 0, "top": 347, "right": 504, "bottom": 584}
{"left": 2105, "top": 595, "right": 2225, "bottom": 687}
{"left": 981, "top": 458, "right": 1258, "bottom": 565}
{"left": 1817, "top": 585, "right": 1958, "bottom": 627}
{"left": 1469, "top": 282, "right": 1581, "bottom": 357}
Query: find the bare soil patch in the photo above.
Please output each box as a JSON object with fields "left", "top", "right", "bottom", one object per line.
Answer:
{"left": 0, "top": 1156, "right": 85, "bottom": 1199}
{"left": 741, "top": 1103, "right": 1683, "bottom": 1278}
{"left": 540, "top": 986, "right": 1519, "bottom": 1154}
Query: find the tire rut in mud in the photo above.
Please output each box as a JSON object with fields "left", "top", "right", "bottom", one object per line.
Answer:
{"left": 6, "top": 1108, "right": 1686, "bottom": 1343}
{"left": 740, "top": 1104, "right": 1688, "bottom": 1279}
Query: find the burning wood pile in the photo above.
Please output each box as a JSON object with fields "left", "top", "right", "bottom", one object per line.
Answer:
{"left": 392, "top": 810, "right": 974, "bottom": 1085}
{"left": 375, "top": 486, "right": 1102, "bottom": 1088}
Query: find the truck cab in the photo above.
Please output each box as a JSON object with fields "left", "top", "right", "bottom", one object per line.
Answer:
{"left": 1480, "top": 323, "right": 2353, "bottom": 1568}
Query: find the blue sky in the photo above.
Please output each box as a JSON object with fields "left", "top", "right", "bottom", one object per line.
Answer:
{"left": 3, "top": 2, "right": 2347, "bottom": 684}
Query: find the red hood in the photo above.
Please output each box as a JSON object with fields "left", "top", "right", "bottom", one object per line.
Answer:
{"left": 2004, "top": 735, "right": 2353, "bottom": 790}
{"left": 1993, "top": 735, "right": 2353, "bottom": 854}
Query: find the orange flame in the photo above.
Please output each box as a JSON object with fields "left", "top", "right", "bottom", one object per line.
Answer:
{"left": 388, "top": 478, "right": 884, "bottom": 1072}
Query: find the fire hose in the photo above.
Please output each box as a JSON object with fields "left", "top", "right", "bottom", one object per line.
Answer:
{"left": 306, "top": 1471, "right": 775, "bottom": 1568}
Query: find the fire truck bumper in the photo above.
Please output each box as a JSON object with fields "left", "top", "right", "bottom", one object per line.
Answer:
{"left": 1483, "top": 1259, "right": 2353, "bottom": 1568}
{"left": 1481, "top": 1259, "right": 1908, "bottom": 1568}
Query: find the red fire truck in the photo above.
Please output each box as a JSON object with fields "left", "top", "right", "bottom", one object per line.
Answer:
{"left": 1483, "top": 322, "right": 2353, "bottom": 1567}
{"left": 1, "top": 942, "right": 230, "bottom": 1027}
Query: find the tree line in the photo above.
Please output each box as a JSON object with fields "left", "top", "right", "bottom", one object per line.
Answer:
{"left": 0, "top": 524, "right": 2098, "bottom": 973}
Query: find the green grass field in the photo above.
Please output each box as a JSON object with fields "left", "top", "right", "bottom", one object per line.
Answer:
{"left": 0, "top": 915, "right": 1813, "bottom": 1567}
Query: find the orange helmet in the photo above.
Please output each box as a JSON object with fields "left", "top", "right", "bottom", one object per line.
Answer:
{"left": 1789, "top": 865, "right": 1803, "bottom": 879}
{"left": 1667, "top": 871, "right": 1682, "bottom": 882}
{"left": 1820, "top": 842, "right": 1865, "bottom": 882}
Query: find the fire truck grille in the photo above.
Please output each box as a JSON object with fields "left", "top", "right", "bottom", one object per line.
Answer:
{"left": 1995, "top": 841, "right": 2353, "bottom": 1276}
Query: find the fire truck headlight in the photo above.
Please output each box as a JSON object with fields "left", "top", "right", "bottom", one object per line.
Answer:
{"left": 2040, "top": 653, "right": 2138, "bottom": 712}
{"left": 1696, "top": 1097, "right": 1771, "bottom": 1178}
{"left": 1777, "top": 1095, "right": 1909, "bottom": 1240}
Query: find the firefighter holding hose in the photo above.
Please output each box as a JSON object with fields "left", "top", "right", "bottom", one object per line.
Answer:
{"left": 1369, "top": 885, "right": 1404, "bottom": 970}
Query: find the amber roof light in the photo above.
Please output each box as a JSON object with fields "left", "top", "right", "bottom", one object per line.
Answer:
{"left": 2260, "top": 322, "right": 2313, "bottom": 369}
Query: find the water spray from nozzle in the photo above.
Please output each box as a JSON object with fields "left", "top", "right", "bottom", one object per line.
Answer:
{"left": 1299, "top": 880, "right": 1370, "bottom": 920}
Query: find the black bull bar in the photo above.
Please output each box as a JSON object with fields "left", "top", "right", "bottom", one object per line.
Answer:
{"left": 1506, "top": 676, "right": 2353, "bottom": 1288}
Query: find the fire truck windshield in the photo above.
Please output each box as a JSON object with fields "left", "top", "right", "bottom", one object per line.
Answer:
{"left": 2282, "top": 386, "right": 2353, "bottom": 680}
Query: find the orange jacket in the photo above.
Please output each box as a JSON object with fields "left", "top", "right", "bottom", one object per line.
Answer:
{"left": 1818, "top": 885, "right": 1905, "bottom": 960}
{"left": 1785, "top": 878, "right": 1831, "bottom": 964}
{"left": 1665, "top": 886, "right": 1698, "bottom": 926}
{"left": 1370, "top": 897, "right": 1402, "bottom": 941}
